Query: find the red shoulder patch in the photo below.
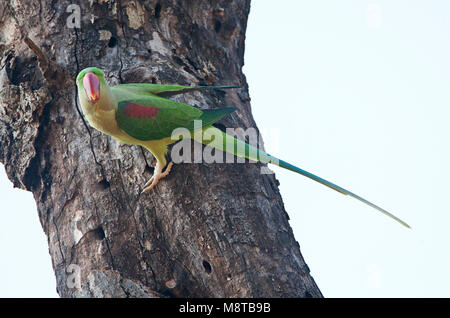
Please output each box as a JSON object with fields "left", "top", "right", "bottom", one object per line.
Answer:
{"left": 123, "top": 102, "right": 159, "bottom": 119}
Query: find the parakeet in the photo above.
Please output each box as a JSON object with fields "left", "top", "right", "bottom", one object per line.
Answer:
{"left": 76, "top": 67, "right": 410, "bottom": 228}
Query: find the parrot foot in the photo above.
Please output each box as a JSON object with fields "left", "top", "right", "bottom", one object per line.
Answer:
{"left": 141, "top": 162, "right": 173, "bottom": 194}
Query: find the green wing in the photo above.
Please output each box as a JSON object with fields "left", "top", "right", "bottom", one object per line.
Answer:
{"left": 113, "top": 83, "right": 238, "bottom": 96}
{"left": 115, "top": 95, "right": 235, "bottom": 141}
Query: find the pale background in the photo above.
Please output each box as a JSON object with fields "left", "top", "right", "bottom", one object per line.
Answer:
{"left": 1, "top": 0, "right": 449, "bottom": 297}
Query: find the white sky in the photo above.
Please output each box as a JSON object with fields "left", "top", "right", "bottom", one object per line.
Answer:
{"left": 1, "top": 0, "right": 449, "bottom": 297}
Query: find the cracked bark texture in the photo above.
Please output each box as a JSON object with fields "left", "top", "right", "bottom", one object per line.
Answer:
{"left": 0, "top": 0, "right": 322, "bottom": 298}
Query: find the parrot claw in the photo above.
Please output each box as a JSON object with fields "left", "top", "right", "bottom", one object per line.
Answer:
{"left": 144, "top": 176, "right": 155, "bottom": 188}
{"left": 141, "top": 162, "right": 173, "bottom": 194}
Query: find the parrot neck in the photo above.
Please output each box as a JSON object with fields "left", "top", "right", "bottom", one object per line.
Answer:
{"left": 96, "top": 84, "right": 116, "bottom": 111}
{"left": 79, "top": 84, "right": 120, "bottom": 136}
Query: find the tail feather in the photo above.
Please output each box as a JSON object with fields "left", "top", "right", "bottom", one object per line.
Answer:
{"left": 275, "top": 159, "right": 411, "bottom": 228}
{"left": 193, "top": 85, "right": 240, "bottom": 90}
{"left": 195, "top": 127, "right": 410, "bottom": 228}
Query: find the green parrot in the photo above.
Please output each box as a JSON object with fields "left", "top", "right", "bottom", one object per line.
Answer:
{"left": 76, "top": 67, "right": 410, "bottom": 228}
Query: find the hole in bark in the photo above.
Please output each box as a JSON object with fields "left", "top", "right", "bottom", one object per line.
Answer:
{"left": 183, "top": 66, "right": 194, "bottom": 75}
{"left": 6, "top": 56, "right": 43, "bottom": 89}
{"left": 108, "top": 36, "right": 117, "bottom": 48}
{"left": 151, "top": 77, "right": 157, "bottom": 84}
{"left": 99, "top": 178, "right": 110, "bottom": 189}
{"left": 212, "top": 123, "right": 227, "bottom": 133}
{"left": 145, "top": 164, "right": 154, "bottom": 173}
{"left": 173, "top": 56, "right": 184, "bottom": 66}
{"left": 94, "top": 226, "right": 106, "bottom": 240}
{"left": 161, "top": 290, "right": 176, "bottom": 297}
{"left": 202, "top": 260, "right": 212, "bottom": 274}
{"left": 214, "top": 20, "right": 222, "bottom": 33}
{"left": 154, "top": 3, "right": 161, "bottom": 18}
{"left": 304, "top": 291, "right": 313, "bottom": 298}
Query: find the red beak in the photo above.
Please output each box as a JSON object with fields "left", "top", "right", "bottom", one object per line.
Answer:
{"left": 83, "top": 72, "right": 100, "bottom": 102}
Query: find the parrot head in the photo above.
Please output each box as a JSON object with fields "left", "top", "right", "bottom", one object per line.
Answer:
{"left": 76, "top": 67, "right": 106, "bottom": 102}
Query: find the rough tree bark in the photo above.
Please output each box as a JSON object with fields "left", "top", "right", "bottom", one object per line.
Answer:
{"left": 0, "top": 0, "right": 322, "bottom": 298}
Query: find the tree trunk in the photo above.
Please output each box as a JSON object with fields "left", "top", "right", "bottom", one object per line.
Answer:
{"left": 0, "top": 0, "right": 322, "bottom": 298}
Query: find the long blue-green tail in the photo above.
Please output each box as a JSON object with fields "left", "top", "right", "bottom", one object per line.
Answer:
{"left": 196, "top": 127, "right": 410, "bottom": 228}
